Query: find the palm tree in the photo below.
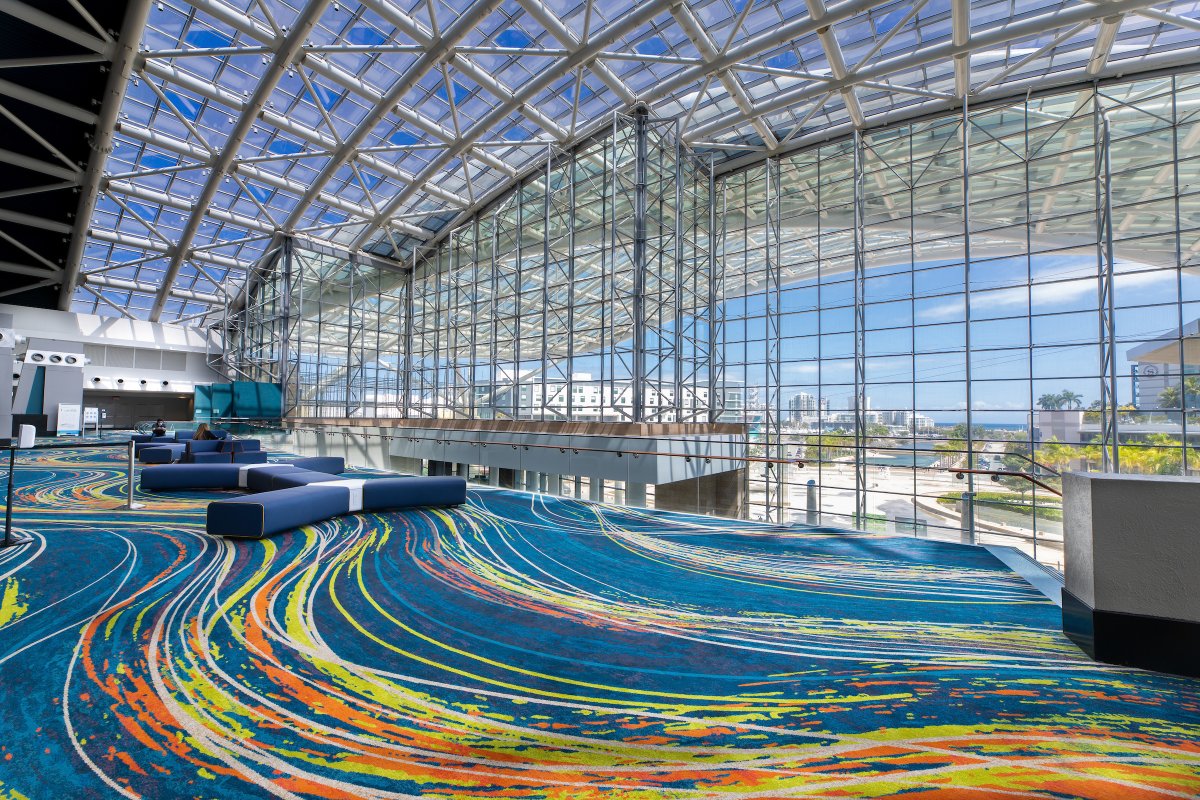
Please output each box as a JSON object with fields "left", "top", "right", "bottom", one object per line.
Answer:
{"left": 1059, "top": 390, "right": 1084, "bottom": 410}
{"left": 1035, "top": 438, "right": 1078, "bottom": 472}
{"left": 1158, "top": 376, "right": 1200, "bottom": 410}
{"left": 1037, "top": 393, "right": 1063, "bottom": 410}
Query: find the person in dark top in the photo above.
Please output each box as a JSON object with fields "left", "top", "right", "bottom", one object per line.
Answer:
{"left": 193, "top": 423, "right": 217, "bottom": 440}
{"left": 151, "top": 419, "right": 167, "bottom": 437}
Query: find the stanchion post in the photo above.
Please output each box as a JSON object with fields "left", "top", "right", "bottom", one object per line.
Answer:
{"left": 126, "top": 439, "right": 145, "bottom": 510}
{"left": 3, "top": 448, "right": 14, "bottom": 548}
{"left": 960, "top": 491, "right": 975, "bottom": 545}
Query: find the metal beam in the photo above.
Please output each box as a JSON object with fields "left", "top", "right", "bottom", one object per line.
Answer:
{"left": 87, "top": 227, "right": 246, "bottom": 271}
{"left": 1089, "top": 15, "right": 1124, "bottom": 75}
{"left": 350, "top": 0, "right": 674, "bottom": 251}
{"left": 0, "top": 0, "right": 112, "bottom": 55}
{"left": 0, "top": 148, "right": 80, "bottom": 181}
{"left": 673, "top": 1, "right": 781, "bottom": 145}
{"left": 361, "top": 0, "right": 568, "bottom": 141}
{"left": 951, "top": 0, "right": 971, "bottom": 98}
{"left": 516, "top": 0, "right": 636, "bottom": 107}
{"left": 646, "top": 0, "right": 892, "bottom": 110}
{"left": 111, "top": 120, "right": 403, "bottom": 228}
{"left": 0, "top": 276, "right": 57, "bottom": 297}
{"left": 279, "top": 0, "right": 505, "bottom": 238}
{"left": 0, "top": 260, "right": 61, "bottom": 279}
{"left": 86, "top": 273, "right": 223, "bottom": 305}
{"left": 686, "top": 0, "right": 1170, "bottom": 141}
{"left": 60, "top": 0, "right": 152, "bottom": 308}
{"left": 149, "top": 0, "right": 331, "bottom": 322}
{"left": 0, "top": 207, "right": 71, "bottom": 233}
{"left": 0, "top": 76, "right": 97, "bottom": 124}
{"left": 300, "top": 53, "right": 517, "bottom": 177}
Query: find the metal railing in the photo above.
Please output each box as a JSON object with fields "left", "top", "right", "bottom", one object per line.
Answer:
{"left": 3, "top": 437, "right": 143, "bottom": 548}
{"left": 224, "top": 419, "right": 1066, "bottom": 560}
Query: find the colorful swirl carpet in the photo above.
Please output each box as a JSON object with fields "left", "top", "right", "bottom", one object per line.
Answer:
{"left": 0, "top": 445, "right": 1198, "bottom": 799}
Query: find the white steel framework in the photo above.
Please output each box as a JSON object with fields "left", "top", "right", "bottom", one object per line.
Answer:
{"left": 54, "top": 0, "right": 1200, "bottom": 325}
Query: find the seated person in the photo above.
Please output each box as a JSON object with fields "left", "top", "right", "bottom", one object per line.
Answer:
{"left": 151, "top": 418, "right": 167, "bottom": 437}
{"left": 194, "top": 422, "right": 218, "bottom": 440}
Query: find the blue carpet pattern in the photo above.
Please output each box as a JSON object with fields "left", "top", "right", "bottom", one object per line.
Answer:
{"left": 0, "top": 445, "right": 1198, "bottom": 798}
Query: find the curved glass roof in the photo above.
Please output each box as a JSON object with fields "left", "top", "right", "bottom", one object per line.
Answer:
{"left": 74, "top": 0, "right": 1200, "bottom": 325}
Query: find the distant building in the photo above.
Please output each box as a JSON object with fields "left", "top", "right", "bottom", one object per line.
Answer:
{"left": 1126, "top": 318, "right": 1200, "bottom": 411}
{"left": 789, "top": 392, "right": 817, "bottom": 422}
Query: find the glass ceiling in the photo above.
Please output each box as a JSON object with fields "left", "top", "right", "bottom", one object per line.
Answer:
{"left": 74, "top": 0, "right": 1200, "bottom": 326}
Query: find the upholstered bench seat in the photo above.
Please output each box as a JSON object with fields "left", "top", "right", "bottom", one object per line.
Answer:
{"left": 140, "top": 457, "right": 345, "bottom": 492}
{"left": 245, "top": 456, "right": 345, "bottom": 489}
{"left": 134, "top": 436, "right": 177, "bottom": 456}
{"left": 207, "top": 476, "right": 468, "bottom": 539}
{"left": 267, "top": 470, "right": 344, "bottom": 490}
{"left": 139, "top": 444, "right": 186, "bottom": 464}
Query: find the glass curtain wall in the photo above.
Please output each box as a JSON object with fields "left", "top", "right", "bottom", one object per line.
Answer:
{"left": 406, "top": 112, "right": 719, "bottom": 422}
{"left": 722, "top": 73, "right": 1200, "bottom": 565}
{"left": 227, "top": 243, "right": 407, "bottom": 417}
{"left": 228, "top": 72, "right": 1200, "bottom": 566}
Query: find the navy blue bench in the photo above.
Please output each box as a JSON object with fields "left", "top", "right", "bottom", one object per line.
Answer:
{"left": 140, "top": 457, "right": 346, "bottom": 492}
{"left": 140, "top": 444, "right": 186, "bottom": 464}
{"left": 207, "top": 476, "right": 468, "bottom": 539}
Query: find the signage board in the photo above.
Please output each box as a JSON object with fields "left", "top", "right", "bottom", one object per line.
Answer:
{"left": 57, "top": 403, "right": 82, "bottom": 437}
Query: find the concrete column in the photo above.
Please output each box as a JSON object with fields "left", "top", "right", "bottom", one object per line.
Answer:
{"left": 524, "top": 470, "right": 539, "bottom": 492}
{"left": 457, "top": 463, "right": 470, "bottom": 479}
{"left": 549, "top": 474, "right": 562, "bottom": 495}
{"left": 488, "top": 468, "right": 501, "bottom": 487}
{"left": 625, "top": 482, "right": 647, "bottom": 507}
{"left": 589, "top": 478, "right": 604, "bottom": 502}
{"left": 1062, "top": 473, "right": 1200, "bottom": 676}
{"left": 574, "top": 477, "right": 583, "bottom": 499}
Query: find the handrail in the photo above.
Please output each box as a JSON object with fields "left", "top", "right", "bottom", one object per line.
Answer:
{"left": 257, "top": 422, "right": 790, "bottom": 466}
{"left": 1002, "top": 451, "right": 1061, "bottom": 478}
{"left": 239, "top": 420, "right": 1065, "bottom": 497}
{"left": 947, "top": 467, "right": 1063, "bottom": 497}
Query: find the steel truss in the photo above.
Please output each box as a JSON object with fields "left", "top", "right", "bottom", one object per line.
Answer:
{"left": 227, "top": 240, "right": 408, "bottom": 418}
{"left": 394, "top": 111, "right": 719, "bottom": 426}
{"left": 1094, "top": 96, "right": 1120, "bottom": 472}
{"left": 852, "top": 131, "right": 868, "bottom": 528}
{"left": 764, "top": 157, "right": 786, "bottom": 524}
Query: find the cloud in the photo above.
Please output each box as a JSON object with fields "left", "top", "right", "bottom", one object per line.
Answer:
{"left": 917, "top": 266, "right": 1174, "bottom": 323}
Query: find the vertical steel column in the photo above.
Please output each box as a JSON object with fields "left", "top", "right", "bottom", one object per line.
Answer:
{"left": 1095, "top": 99, "right": 1119, "bottom": 472}
{"left": 631, "top": 106, "right": 649, "bottom": 422}
{"left": 542, "top": 146, "right": 553, "bottom": 422}
{"left": 3, "top": 448, "right": 15, "bottom": 547}
{"left": 402, "top": 254, "right": 414, "bottom": 418}
{"left": 279, "top": 237, "right": 293, "bottom": 416}
{"left": 488, "top": 212, "right": 501, "bottom": 419}
{"left": 961, "top": 99, "right": 977, "bottom": 497}
{"left": 765, "top": 158, "right": 784, "bottom": 524}
{"left": 514, "top": 183, "right": 524, "bottom": 419}
{"left": 293, "top": 245, "right": 304, "bottom": 415}
{"left": 566, "top": 150, "right": 577, "bottom": 420}
{"left": 345, "top": 261, "right": 358, "bottom": 417}
{"left": 467, "top": 222, "right": 479, "bottom": 420}
{"left": 434, "top": 245, "right": 448, "bottom": 419}
{"left": 1171, "top": 76, "right": 1187, "bottom": 472}
{"left": 852, "top": 131, "right": 868, "bottom": 528}
{"left": 707, "top": 157, "right": 724, "bottom": 424}
{"left": 1023, "top": 95, "right": 1039, "bottom": 557}
{"left": 672, "top": 126, "right": 684, "bottom": 419}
